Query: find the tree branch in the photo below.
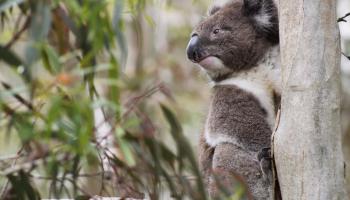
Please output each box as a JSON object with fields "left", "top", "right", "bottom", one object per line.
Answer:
{"left": 338, "top": 12, "right": 350, "bottom": 23}
{"left": 4, "top": 17, "right": 31, "bottom": 49}
{"left": 342, "top": 52, "right": 350, "bottom": 60}
{"left": 1, "top": 82, "right": 34, "bottom": 111}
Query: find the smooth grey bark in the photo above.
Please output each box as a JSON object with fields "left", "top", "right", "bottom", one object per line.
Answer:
{"left": 274, "top": 0, "right": 347, "bottom": 199}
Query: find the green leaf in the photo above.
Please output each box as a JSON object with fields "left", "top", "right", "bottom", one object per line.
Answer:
{"left": 0, "top": 0, "right": 24, "bottom": 13}
{"left": 108, "top": 56, "right": 121, "bottom": 118}
{"left": 0, "top": 45, "right": 22, "bottom": 66}
{"left": 144, "top": 137, "right": 177, "bottom": 168}
{"left": 112, "top": 0, "right": 127, "bottom": 68}
{"left": 7, "top": 174, "right": 25, "bottom": 199}
{"left": 11, "top": 113, "right": 35, "bottom": 142}
{"left": 160, "top": 104, "right": 184, "bottom": 148}
{"left": 40, "top": 44, "right": 61, "bottom": 74}
{"left": 25, "top": 2, "right": 52, "bottom": 68}
{"left": 116, "top": 127, "right": 136, "bottom": 167}
{"left": 19, "top": 171, "right": 41, "bottom": 200}
{"left": 75, "top": 195, "right": 91, "bottom": 200}
{"left": 144, "top": 14, "right": 155, "bottom": 28}
{"left": 7, "top": 171, "right": 41, "bottom": 200}
{"left": 161, "top": 104, "right": 208, "bottom": 200}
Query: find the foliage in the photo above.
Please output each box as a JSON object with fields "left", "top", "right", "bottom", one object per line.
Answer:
{"left": 0, "top": 0, "right": 247, "bottom": 199}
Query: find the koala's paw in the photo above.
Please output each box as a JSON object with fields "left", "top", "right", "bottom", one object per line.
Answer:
{"left": 257, "top": 147, "right": 272, "bottom": 184}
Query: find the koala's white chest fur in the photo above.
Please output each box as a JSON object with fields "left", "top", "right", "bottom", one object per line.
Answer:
{"left": 205, "top": 46, "right": 281, "bottom": 148}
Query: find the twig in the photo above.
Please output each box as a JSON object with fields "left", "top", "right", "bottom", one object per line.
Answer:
{"left": 342, "top": 52, "right": 350, "bottom": 60}
{"left": 0, "top": 158, "right": 42, "bottom": 176}
{"left": 32, "top": 175, "right": 94, "bottom": 197}
{"left": 1, "top": 82, "right": 34, "bottom": 110}
{"left": 0, "top": 154, "right": 26, "bottom": 167}
{"left": 338, "top": 12, "right": 350, "bottom": 23}
{"left": 0, "top": 147, "right": 24, "bottom": 199}
{"left": 93, "top": 83, "right": 163, "bottom": 146}
{"left": 30, "top": 172, "right": 105, "bottom": 180}
{"left": 0, "top": 155, "right": 24, "bottom": 161}
{"left": 1, "top": 104, "right": 16, "bottom": 116}
{"left": 0, "top": 153, "right": 71, "bottom": 176}
{"left": 5, "top": 17, "right": 31, "bottom": 49}
{"left": 13, "top": 13, "right": 24, "bottom": 32}
{"left": 96, "top": 151, "right": 109, "bottom": 196}
{"left": 122, "top": 83, "right": 164, "bottom": 120}
{"left": 134, "top": 108, "right": 156, "bottom": 137}
{"left": 1, "top": 81, "right": 47, "bottom": 120}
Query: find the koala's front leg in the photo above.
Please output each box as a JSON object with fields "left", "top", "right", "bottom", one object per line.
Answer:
{"left": 210, "top": 143, "right": 273, "bottom": 200}
{"left": 257, "top": 147, "right": 273, "bottom": 184}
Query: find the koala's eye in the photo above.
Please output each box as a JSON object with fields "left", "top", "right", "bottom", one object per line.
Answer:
{"left": 213, "top": 29, "right": 220, "bottom": 34}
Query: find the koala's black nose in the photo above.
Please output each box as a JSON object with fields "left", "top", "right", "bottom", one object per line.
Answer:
{"left": 186, "top": 35, "right": 202, "bottom": 63}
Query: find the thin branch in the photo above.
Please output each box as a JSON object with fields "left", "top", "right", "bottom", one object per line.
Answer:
{"left": 1, "top": 81, "right": 47, "bottom": 120}
{"left": 122, "top": 83, "right": 164, "bottom": 120}
{"left": 92, "top": 83, "right": 164, "bottom": 146}
{"left": 30, "top": 172, "right": 105, "bottom": 180}
{"left": 338, "top": 12, "right": 350, "bottom": 23}
{"left": 0, "top": 154, "right": 26, "bottom": 167}
{"left": 32, "top": 175, "right": 94, "bottom": 197}
{"left": 0, "top": 153, "right": 71, "bottom": 176}
{"left": 4, "top": 17, "right": 31, "bottom": 49}
{"left": 0, "top": 147, "right": 24, "bottom": 199}
{"left": 342, "top": 52, "right": 350, "bottom": 60}
{"left": 1, "top": 82, "right": 34, "bottom": 111}
{"left": 96, "top": 151, "right": 109, "bottom": 196}
{"left": 1, "top": 104, "right": 16, "bottom": 116}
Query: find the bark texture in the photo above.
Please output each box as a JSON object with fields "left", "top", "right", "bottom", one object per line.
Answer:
{"left": 274, "top": 0, "right": 347, "bottom": 199}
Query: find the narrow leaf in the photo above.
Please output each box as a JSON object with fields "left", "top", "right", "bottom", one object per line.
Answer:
{"left": 0, "top": 0, "right": 24, "bottom": 13}
{"left": 0, "top": 45, "right": 22, "bottom": 66}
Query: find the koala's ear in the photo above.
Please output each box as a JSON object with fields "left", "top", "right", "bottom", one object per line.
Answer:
{"left": 208, "top": 6, "right": 221, "bottom": 16}
{"left": 208, "top": 0, "right": 232, "bottom": 15}
{"left": 243, "top": 0, "right": 279, "bottom": 43}
{"left": 243, "top": 0, "right": 263, "bottom": 15}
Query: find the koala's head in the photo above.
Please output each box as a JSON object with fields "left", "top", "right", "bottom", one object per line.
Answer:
{"left": 187, "top": 0, "right": 279, "bottom": 81}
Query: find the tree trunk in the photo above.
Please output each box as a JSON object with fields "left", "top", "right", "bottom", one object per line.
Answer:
{"left": 274, "top": 0, "right": 347, "bottom": 199}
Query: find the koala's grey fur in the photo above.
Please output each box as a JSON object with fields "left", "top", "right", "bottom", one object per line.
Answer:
{"left": 187, "top": 0, "right": 281, "bottom": 199}
{"left": 200, "top": 84, "right": 278, "bottom": 199}
{"left": 207, "top": 85, "right": 272, "bottom": 152}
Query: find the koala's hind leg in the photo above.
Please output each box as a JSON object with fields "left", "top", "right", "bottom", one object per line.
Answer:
{"left": 210, "top": 143, "right": 273, "bottom": 200}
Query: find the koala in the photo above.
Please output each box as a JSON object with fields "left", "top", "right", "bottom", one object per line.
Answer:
{"left": 186, "top": 0, "right": 281, "bottom": 199}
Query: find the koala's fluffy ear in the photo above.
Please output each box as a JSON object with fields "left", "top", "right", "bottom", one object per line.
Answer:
{"left": 243, "top": 0, "right": 279, "bottom": 44}
{"left": 208, "top": 0, "right": 232, "bottom": 16}
{"left": 208, "top": 6, "right": 221, "bottom": 16}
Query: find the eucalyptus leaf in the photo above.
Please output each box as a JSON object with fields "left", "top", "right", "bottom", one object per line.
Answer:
{"left": 0, "top": 0, "right": 24, "bottom": 13}
{"left": 112, "top": 0, "right": 128, "bottom": 69}
{"left": 25, "top": 2, "right": 51, "bottom": 68}
{"left": 0, "top": 45, "right": 22, "bottom": 66}
{"left": 40, "top": 44, "right": 61, "bottom": 74}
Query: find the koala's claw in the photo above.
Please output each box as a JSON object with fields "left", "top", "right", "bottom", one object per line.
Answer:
{"left": 257, "top": 147, "right": 272, "bottom": 183}
{"left": 257, "top": 147, "right": 271, "bottom": 161}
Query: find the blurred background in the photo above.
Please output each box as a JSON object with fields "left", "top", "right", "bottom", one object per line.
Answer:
{"left": 0, "top": 0, "right": 349, "bottom": 199}
{"left": 0, "top": 0, "right": 213, "bottom": 155}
